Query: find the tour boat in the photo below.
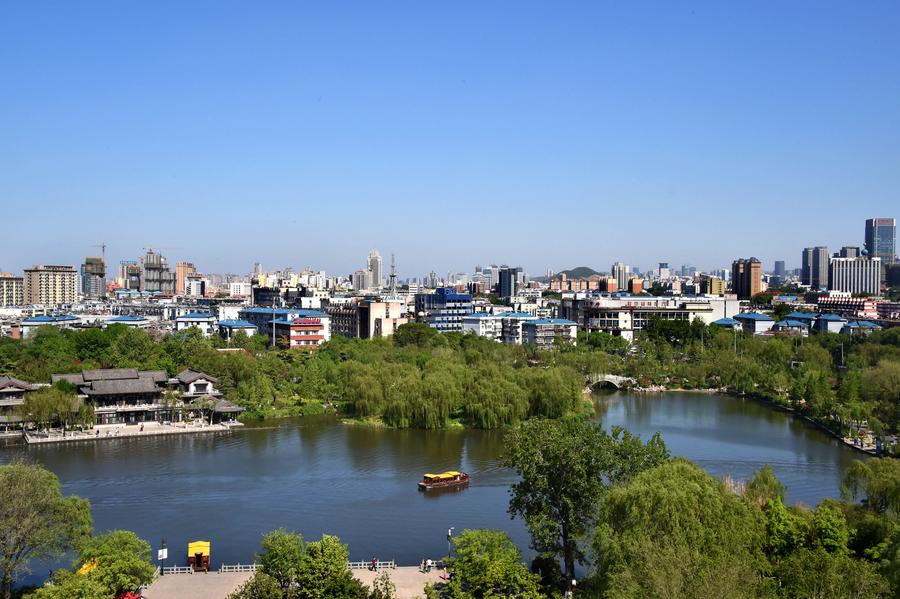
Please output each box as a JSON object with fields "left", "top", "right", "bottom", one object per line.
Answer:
{"left": 418, "top": 471, "right": 470, "bottom": 491}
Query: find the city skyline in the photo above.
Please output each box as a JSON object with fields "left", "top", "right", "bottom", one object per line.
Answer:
{"left": 1, "top": 213, "right": 892, "bottom": 282}
{"left": 2, "top": 3, "right": 899, "bottom": 276}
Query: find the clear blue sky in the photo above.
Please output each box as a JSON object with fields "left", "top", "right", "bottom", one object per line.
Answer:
{"left": 1, "top": 1, "right": 898, "bottom": 278}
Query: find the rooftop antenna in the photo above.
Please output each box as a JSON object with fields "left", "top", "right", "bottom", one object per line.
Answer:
{"left": 389, "top": 253, "right": 398, "bottom": 294}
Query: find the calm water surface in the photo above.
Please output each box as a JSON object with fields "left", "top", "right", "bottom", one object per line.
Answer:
{"left": 0, "top": 392, "right": 866, "bottom": 572}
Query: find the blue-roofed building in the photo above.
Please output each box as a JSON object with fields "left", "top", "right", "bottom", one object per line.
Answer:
{"left": 238, "top": 307, "right": 331, "bottom": 346}
{"left": 773, "top": 320, "right": 807, "bottom": 336}
{"left": 814, "top": 313, "right": 848, "bottom": 334}
{"left": 711, "top": 317, "right": 741, "bottom": 330}
{"left": 785, "top": 312, "right": 818, "bottom": 327}
{"left": 217, "top": 319, "right": 258, "bottom": 341}
{"left": 107, "top": 314, "right": 150, "bottom": 329}
{"left": 841, "top": 320, "right": 881, "bottom": 336}
{"left": 415, "top": 288, "right": 473, "bottom": 332}
{"left": 20, "top": 314, "right": 80, "bottom": 337}
{"left": 734, "top": 312, "right": 775, "bottom": 335}
{"left": 174, "top": 312, "right": 217, "bottom": 337}
{"left": 522, "top": 318, "right": 578, "bottom": 349}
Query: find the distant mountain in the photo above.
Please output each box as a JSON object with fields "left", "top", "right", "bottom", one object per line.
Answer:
{"left": 534, "top": 266, "right": 601, "bottom": 282}
{"left": 559, "top": 266, "right": 601, "bottom": 279}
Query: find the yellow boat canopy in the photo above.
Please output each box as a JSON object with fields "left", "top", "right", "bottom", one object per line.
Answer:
{"left": 188, "top": 541, "right": 210, "bottom": 557}
{"left": 423, "top": 471, "right": 461, "bottom": 479}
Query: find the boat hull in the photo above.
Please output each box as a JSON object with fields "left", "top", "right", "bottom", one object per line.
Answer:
{"left": 418, "top": 474, "right": 470, "bottom": 491}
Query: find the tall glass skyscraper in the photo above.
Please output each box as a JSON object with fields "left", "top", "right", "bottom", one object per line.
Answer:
{"left": 865, "top": 218, "right": 896, "bottom": 264}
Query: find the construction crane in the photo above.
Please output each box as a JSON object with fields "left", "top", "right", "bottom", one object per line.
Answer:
{"left": 92, "top": 243, "right": 107, "bottom": 261}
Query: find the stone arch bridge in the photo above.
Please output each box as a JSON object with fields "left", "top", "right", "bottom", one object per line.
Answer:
{"left": 586, "top": 373, "right": 637, "bottom": 389}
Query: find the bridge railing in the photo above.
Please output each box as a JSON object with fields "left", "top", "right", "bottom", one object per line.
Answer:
{"left": 220, "top": 563, "right": 259, "bottom": 573}
{"left": 162, "top": 566, "right": 194, "bottom": 575}
{"left": 348, "top": 560, "right": 396, "bottom": 570}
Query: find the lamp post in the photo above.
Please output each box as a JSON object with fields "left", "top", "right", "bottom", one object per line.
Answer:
{"left": 158, "top": 539, "right": 168, "bottom": 576}
{"left": 447, "top": 527, "right": 455, "bottom": 559}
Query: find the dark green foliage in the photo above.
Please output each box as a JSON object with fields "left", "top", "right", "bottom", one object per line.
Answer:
{"left": 593, "top": 459, "right": 768, "bottom": 598}
{"left": 442, "top": 529, "right": 542, "bottom": 598}
{"left": 0, "top": 463, "right": 93, "bottom": 599}
{"left": 73, "top": 530, "right": 156, "bottom": 596}
{"left": 842, "top": 459, "right": 900, "bottom": 515}
{"left": 226, "top": 572, "right": 283, "bottom": 599}
{"left": 503, "top": 419, "right": 668, "bottom": 592}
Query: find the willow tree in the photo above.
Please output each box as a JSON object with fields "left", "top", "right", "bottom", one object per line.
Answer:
{"left": 502, "top": 419, "right": 668, "bottom": 593}
{"left": 0, "top": 463, "right": 92, "bottom": 599}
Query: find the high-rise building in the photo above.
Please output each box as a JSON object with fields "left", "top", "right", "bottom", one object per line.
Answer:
{"left": 774, "top": 261, "right": 786, "bottom": 277}
{"left": 81, "top": 256, "right": 106, "bottom": 299}
{"left": 612, "top": 262, "right": 631, "bottom": 292}
{"left": 0, "top": 274, "right": 24, "bottom": 307}
{"left": 801, "top": 247, "right": 829, "bottom": 289}
{"left": 658, "top": 262, "right": 671, "bottom": 279}
{"left": 865, "top": 218, "right": 896, "bottom": 264}
{"left": 699, "top": 275, "right": 727, "bottom": 295}
{"left": 837, "top": 246, "right": 861, "bottom": 259}
{"left": 176, "top": 261, "right": 197, "bottom": 295}
{"left": 367, "top": 249, "right": 383, "bottom": 289}
{"left": 828, "top": 257, "right": 882, "bottom": 296}
{"left": 498, "top": 267, "right": 521, "bottom": 299}
{"left": 23, "top": 265, "right": 78, "bottom": 306}
{"left": 415, "top": 288, "right": 473, "bottom": 332}
{"left": 352, "top": 269, "right": 371, "bottom": 291}
{"left": 140, "top": 249, "right": 176, "bottom": 294}
{"left": 731, "top": 258, "right": 762, "bottom": 300}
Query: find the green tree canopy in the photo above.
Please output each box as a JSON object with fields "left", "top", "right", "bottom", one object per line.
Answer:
{"left": 295, "top": 534, "right": 367, "bottom": 599}
{"left": 257, "top": 529, "right": 305, "bottom": 591}
{"left": 502, "top": 419, "right": 668, "bottom": 593}
{"left": 0, "top": 462, "right": 92, "bottom": 599}
{"left": 592, "top": 458, "right": 768, "bottom": 598}
{"left": 443, "top": 529, "right": 542, "bottom": 599}
{"left": 842, "top": 459, "right": 900, "bottom": 515}
{"left": 226, "top": 571, "right": 283, "bottom": 599}
{"left": 75, "top": 530, "right": 155, "bottom": 596}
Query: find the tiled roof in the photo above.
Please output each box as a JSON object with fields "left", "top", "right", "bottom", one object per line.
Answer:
{"left": 0, "top": 376, "right": 38, "bottom": 392}
{"left": 84, "top": 378, "right": 159, "bottom": 395}
{"left": 51, "top": 373, "right": 85, "bottom": 385}
{"left": 712, "top": 318, "right": 740, "bottom": 326}
{"left": 83, "top": 368, "right": 140, "bottom": 381}
{"left": 734, "top": 312, "right": 774, "bottom": 321}
{"left": 817, "top": 313, "right": 847, "bottom": 322}
{"left": 177, "top": 369, "right": 218, "bottom": 385}
{"left": 218, "top": 319, "right": 256, "bottom": 327}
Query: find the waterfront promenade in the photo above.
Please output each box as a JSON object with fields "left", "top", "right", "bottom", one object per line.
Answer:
{"left": 23, "top": 420, "right": 241, "bottom": 444}
{"left": 141, "top": 566, "right": 442, "bottom": 599}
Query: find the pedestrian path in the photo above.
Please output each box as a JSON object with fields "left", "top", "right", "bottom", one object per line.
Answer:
{"left": 141, "top": 566, "right": 443, "bottom": 599}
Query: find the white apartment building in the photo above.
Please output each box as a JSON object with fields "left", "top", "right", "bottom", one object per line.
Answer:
{"left": 560, "top": 293, "right": 741, "bottom": 342}
{"left": 828, "top": 257, "right": 881, "bottom": 296}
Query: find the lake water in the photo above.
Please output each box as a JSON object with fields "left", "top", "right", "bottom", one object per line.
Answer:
{"left": 0, "top": 392, "right": 866, "bottom": 575}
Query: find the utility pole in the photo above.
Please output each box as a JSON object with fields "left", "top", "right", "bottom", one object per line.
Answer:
{"left": 272, "top": 297, "right": 277, "bottom": 348}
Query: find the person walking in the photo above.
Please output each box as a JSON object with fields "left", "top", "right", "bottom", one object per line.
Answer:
{"left": 371, "top": 556, "right": 377, "bottom": 571}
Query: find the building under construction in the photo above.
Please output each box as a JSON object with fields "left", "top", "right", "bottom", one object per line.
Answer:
{"left": 81, "top": 256, "right": 106, "bottom": 299}
{"left": 141, "top": 249, "right": 176, "bottom": 294}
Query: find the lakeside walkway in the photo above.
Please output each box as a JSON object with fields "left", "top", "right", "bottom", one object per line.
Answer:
{"left": 141, "top": 566, "right": 442, "bottom": 599}
{"left": 24, "top": 420, "right": 241, "bottom": 444}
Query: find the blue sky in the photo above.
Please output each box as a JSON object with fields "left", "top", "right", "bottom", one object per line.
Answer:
{"left": 1, "top": 1, "right": 898, "bottom": 278}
